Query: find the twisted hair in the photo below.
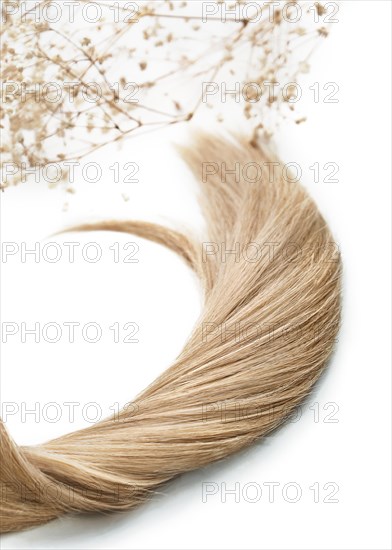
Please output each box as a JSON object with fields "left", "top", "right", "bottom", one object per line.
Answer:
{"left": 0, "top": 134, "right": 341, "bottom": 533}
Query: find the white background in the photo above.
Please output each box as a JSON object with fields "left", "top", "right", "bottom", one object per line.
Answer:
{"left": 1, "top": 1, "right": 391, "bottom": 549}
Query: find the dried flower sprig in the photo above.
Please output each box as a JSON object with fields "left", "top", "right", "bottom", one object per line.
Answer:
{"left": 0, "top": 0, "right": 331, "bottom": 188}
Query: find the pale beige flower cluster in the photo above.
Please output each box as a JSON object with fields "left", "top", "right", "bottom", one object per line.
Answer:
{"left": 1, "top": 0, "right": 330, "bottom": 188}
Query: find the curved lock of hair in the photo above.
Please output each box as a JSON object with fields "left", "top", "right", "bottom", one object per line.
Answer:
{"left": 0, "top": 134, "right": 341, "bottom": 533}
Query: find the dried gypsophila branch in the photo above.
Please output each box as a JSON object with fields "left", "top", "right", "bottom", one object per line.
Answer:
{"left": 0, "top": 0, "right": 332, "bottom": 189}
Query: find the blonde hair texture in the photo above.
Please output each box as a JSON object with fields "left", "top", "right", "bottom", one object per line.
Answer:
{"left": 0, "top": 135, "right": 341, "bottom": 533}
